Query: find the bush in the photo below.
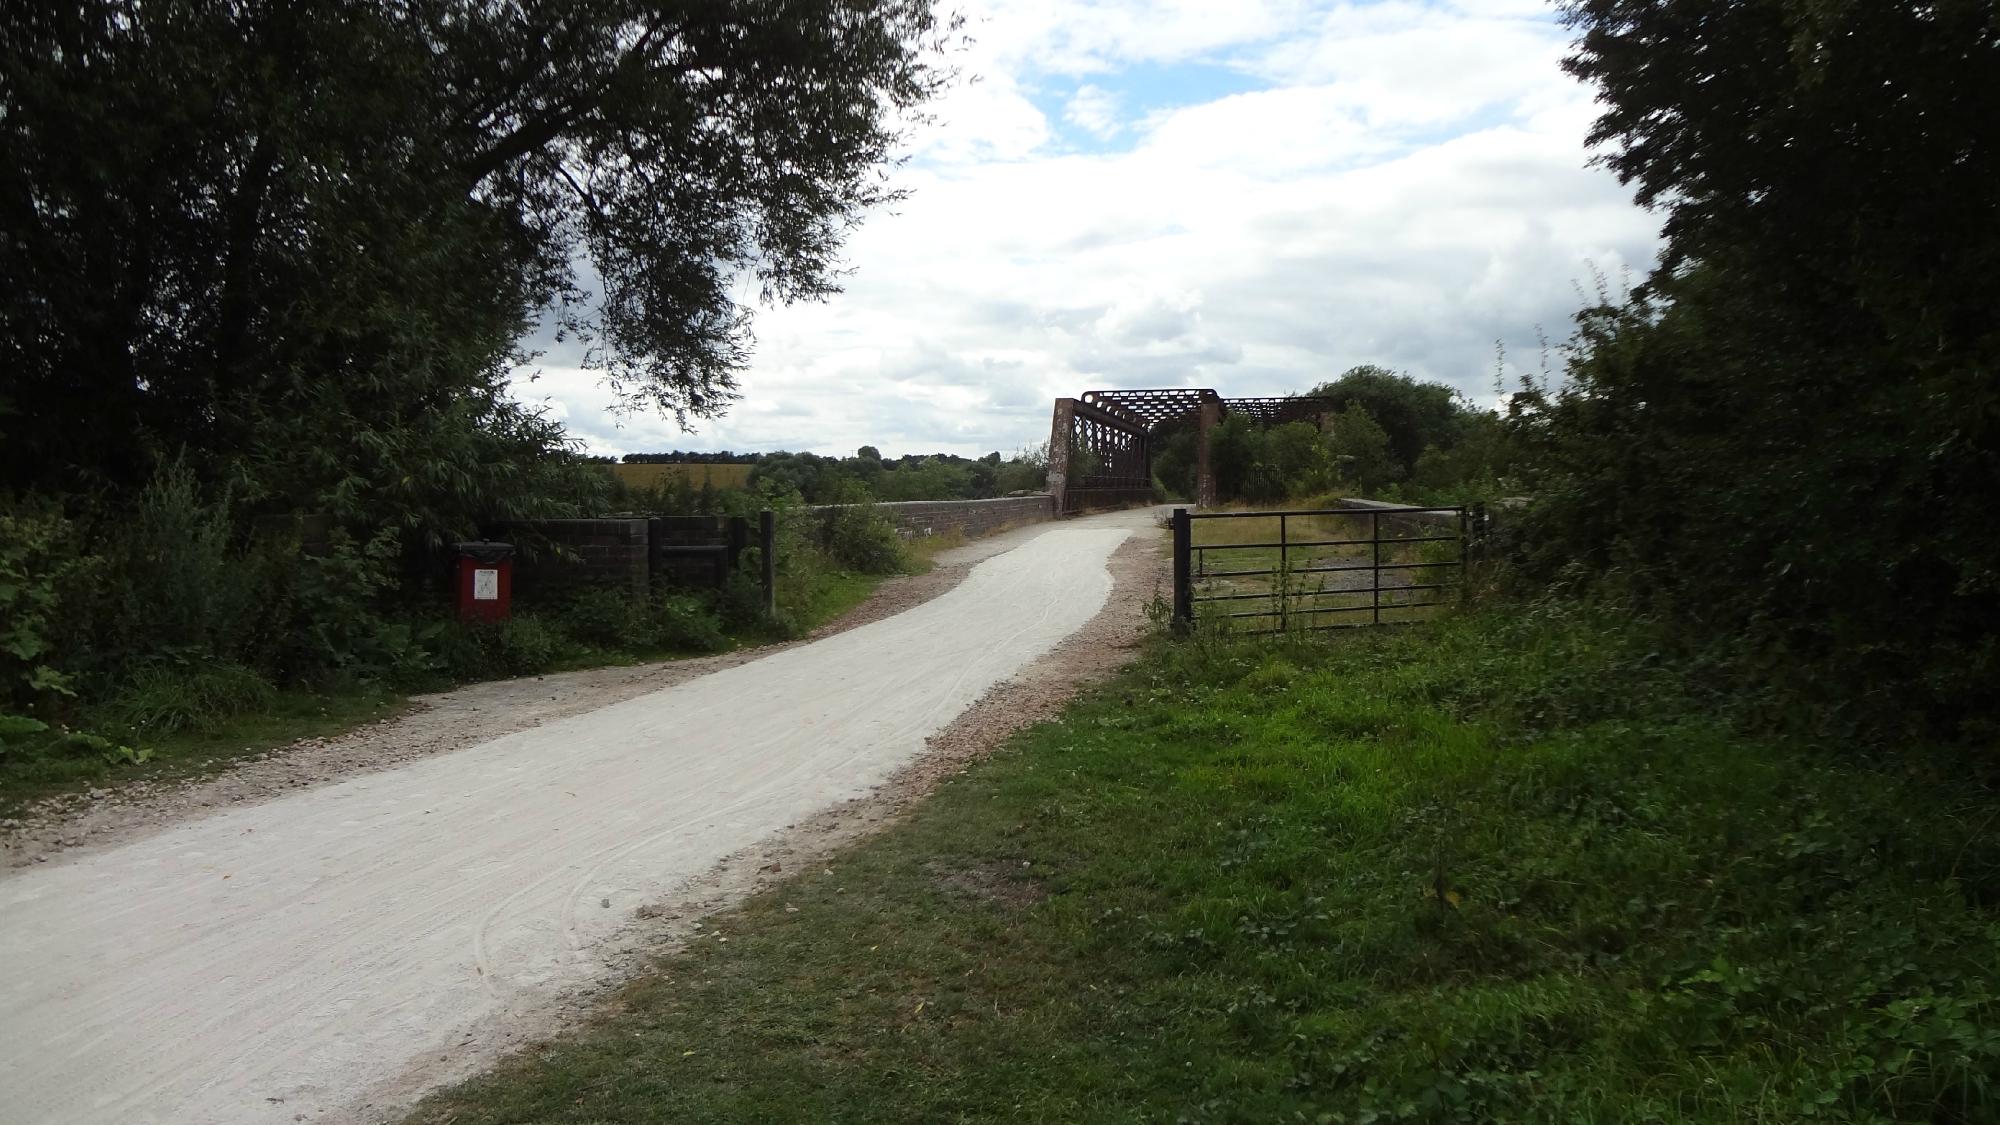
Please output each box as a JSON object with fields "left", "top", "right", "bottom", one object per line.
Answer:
{"left": 97, "top": 460, "right": 263, "bottom": 670}
{"left": 495, "top": 615, "right": 567, "bottom": 675}
{"left": 822, "top": 505, "right": 907, "bottom": 575}
{"left": 647, "top": 593, "right": 729, "bottom": 653}
{"left": 271, "top": 530, "right": 402, "bottom": 685}
{"left": 423, "top": 618, "right": 501, "bottom": 685}
{"left": 558, "top": 587, "right": 644, "bottom": 649}
{"left": 0, "top": 499, "right": 91, "bottom": 710}
{"left": 103, "top": 662, "right": 278, "bottom": 735}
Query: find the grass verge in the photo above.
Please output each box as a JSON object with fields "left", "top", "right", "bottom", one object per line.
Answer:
{"left": 407, "top": 604, "right": 2000, "bottom": 1124}
{"left": 1, "top": 686, "right": 405, "bottom": 814}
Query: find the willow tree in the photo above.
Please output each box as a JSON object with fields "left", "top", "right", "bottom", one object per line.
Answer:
{"left": 1, "top": 1, "right": 951, "bottom": 530}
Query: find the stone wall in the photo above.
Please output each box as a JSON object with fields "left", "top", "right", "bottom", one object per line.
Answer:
{"left": 813, "top": 494, "right": 1057, "bottom": 540}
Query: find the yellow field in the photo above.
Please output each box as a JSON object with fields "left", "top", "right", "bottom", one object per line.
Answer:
{"left": 608, "top": 463, "right": 753, "bottom": 491}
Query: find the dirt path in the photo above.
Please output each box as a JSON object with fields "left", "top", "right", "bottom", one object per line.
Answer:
{"left": 0, "top": 509, "right": 1165, "bottom": 1125}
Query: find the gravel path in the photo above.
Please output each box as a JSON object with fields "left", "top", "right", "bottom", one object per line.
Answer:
{"left": 0, "top": 513, "right": 1127, "bottom": 870}
{"left": 0, "top": 509, "right": 1163, "bottom": 1125}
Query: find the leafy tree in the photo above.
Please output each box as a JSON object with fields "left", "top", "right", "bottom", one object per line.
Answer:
{"left": 992, "top": 442, "right": 1049, "bottom": 495}
{"left": 1207, "top": 415, "right": 1265, "bottom": 503}
{"left": 875, "top": 457, "right": 973, "bottom": 502}
{"left": 1265, "top": 421, "right": 1335, "bottom": 496}
{"left": 1309, "top": 366, "right": 1469, "bottom": 478}
{"left": 2, "top": 0, "right": 952, "bottom": 530}
{"left": 1412, "top": 412, "right": 1516, "bottom": 495}
{"left": 1325, "top": 405, "right": 1398, "bottom": 494}
{"left": 1522, "top": 0, "right": 2000, "bottom": 737}
{"left": 1148, "top": 425, "right": 1198, "bottom": 500}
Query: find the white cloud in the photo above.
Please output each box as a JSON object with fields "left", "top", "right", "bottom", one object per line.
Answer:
{"left": 1063, "top": 83, "right": 1124, "bottom": 138}
{"left": 522, "top": 1, "right": 1660, "bottom": 458}
{"left": 959, "top": 0, "right": 1310, "bottom": 75}
{"left": 907, "top": 71, "right": 1050, "bottom": 163}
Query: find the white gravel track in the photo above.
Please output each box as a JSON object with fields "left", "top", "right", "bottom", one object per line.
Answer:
{"left": 0, "top": 523, "right": 1131, "bottom": 1125}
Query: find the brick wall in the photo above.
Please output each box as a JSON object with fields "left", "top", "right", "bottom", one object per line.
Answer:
{"left": 811, "top": 494, "right": 1058, "bottom": 540}
{"left": 484, "top": 518, "right": 650, "bottom": 602}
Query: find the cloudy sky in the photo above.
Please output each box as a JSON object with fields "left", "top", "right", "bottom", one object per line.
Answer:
{"left": 511, "top": 0, "right": 1661, "bottom": 460}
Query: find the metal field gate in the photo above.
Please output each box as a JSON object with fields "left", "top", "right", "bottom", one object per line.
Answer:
{"left": 1169, "top": 505, "right": 1471, "bottom": 634}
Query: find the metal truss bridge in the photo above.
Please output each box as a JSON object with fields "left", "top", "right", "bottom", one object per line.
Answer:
{"left": 1047, "top": 388, "right": 1343, "bottom": 512}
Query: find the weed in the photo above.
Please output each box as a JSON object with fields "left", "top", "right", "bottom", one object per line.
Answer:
{"left": 103, "top": 662, "right": 277, "bottom": 736}
{"left": 648, "top": 593, "right": 729, "bottom": 653}
{"left": 558, "top": 588, "right": 642, "bottom": 649}
{"left": 495, "top": 615, "right": 568, "bottom": 675}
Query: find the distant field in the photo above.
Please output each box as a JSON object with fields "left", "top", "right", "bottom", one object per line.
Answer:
{"left": 609, "top": 462, "right": 753, "bottom": 491}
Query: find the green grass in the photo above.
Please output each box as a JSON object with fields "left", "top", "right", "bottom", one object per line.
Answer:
{"left": 407, "top": 604, "right": 2000, "bottom": 1125}
{"left": 0, "top": 686, "right": 405, "bottom": 814}
{"left": 778, "top": 569, "right": 879, "bottom": 632}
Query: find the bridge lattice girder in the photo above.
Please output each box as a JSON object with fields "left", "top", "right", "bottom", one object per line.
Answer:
{"left": 1051, "top": 389, "right": 1346, "bottom": 512}
{"left": 1080, "top": 389, "right": 1341, "bottom": 433}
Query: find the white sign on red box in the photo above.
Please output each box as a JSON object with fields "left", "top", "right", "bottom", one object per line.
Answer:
{"left": 473, "top": 569, "right": 499, "bottom": 600}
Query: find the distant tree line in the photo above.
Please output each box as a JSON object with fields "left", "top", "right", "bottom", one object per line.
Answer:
{"left": 612, "top": 448, "right": 1048, "bottom": 505}
{"left": 621, "top": 452, "right": 767, "bottom": 464}
{"left": 1149, "top": 366, "right": 1518, "bottom": 505}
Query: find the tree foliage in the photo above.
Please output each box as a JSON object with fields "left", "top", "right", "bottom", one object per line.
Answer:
{"left": 1310, "top": 365, "right": 1471, "bottom": 479}
{"left": 737, "top": 448, "right": 1042, "bottom": 504}
{"left": 1324, "top": 405, "right": 1398, "bottom": 494}
{"left": 2, "top": 0, "right": 952, "bottom": 520}
{"left": 1152, "top": 374, "right": 1501, "bottom": 505}
{"left": 1518, "top": 0, "right": 2000, "bottom": 738}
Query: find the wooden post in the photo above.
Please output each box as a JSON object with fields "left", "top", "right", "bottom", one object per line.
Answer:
{"left": 727, "top": 514, "right": 748, "bottom": 566}
{"left": 1172, "top": 507, "right": 1192, "bottom": 631}
{"left": 759, "top": 509, "right": 776, "bottom": 616}
{"left": 1046, "top": 398, "right": 1075, "bottom": 515}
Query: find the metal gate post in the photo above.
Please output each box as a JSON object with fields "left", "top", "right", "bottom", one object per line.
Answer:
{"left": 1458, "top": 506, "right": 1470, "bottom": 605}
{"left": 1371, "top": 510, "right": 1382, "bottom": 626}
{"left": 1171, "top": 507, "right": 1192, "bottom": 631}
{"left": 1277, "top": 512, "right": 1288, "bottom": 632}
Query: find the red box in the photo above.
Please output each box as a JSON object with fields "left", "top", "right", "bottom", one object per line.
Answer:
{"left": 453, "top": 541, "right": 514, "bottom": 622}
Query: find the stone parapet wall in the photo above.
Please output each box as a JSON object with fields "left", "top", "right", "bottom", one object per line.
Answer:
{"left": 1337, "top": 497, "right": 1467, "bottom": 541}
